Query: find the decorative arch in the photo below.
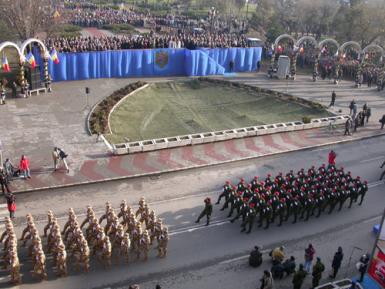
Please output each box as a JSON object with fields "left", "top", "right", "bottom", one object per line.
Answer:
{"left": 319, "top": 39, "right": 340, "bottom": 51}
{"left": 0, "top": 41, "right": 22, "bottom": 57}
{"left": 274, "top": 34, "right": 296, "bottom": 48}
{"left": 339, "top": 41, "right": 361, "bottom": 54}
{"left": 362, "top": 44, "right": 384, "bottom": 56}
{"left": 20, "top": 38, "right": 49, "bottom": 58}
{"left": 295, "top": 36, "right": 318, "bottom": 48}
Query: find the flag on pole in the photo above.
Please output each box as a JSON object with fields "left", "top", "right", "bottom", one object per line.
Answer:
{"left": 50, "top": 49, "right": 60, "bottom": 64}
{"left": 2, "top": 56, "right": 10, "bottom": 72}
{"left": 26, "top": 52, "right": 36, "bottom": 69}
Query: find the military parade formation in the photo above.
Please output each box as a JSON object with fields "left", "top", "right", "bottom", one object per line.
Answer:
{"left": 0, "top": 197, "right": 169, "bottom": 284}
{"left": 216, "top": 164, "right": 368, "bottom": 234}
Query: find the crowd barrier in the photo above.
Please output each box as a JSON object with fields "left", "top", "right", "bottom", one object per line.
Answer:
{"left": 34, "top": 47, "right": 262, "bottom": 82}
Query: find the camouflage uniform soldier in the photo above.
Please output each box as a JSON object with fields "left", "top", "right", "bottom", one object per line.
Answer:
{"left": 43, "top": 210, "right": 55, "bottom": 237}
{"left": 33, "top": 250, "right": 48, "bottom": 281}
{"left": 74, "top": 238, "right": 90, "bottom": 273}
{"left": 19, "top": 214, "right": 35, "bottom": 246}
{"left": 55, "top": 243, "right": 67, "bottom": 277}
{"left": 10, "top": 251, "right": 21, "bottom": 284}
{"left": 135, "top": 197, "right": 146, "bottom": 218}
{"left": 80, "top": 206, "right": 95, "bottom": 229}
{"left": 157, "top": 227, "right": 169, "bottom": 258}
{"left": 138, "top": 230, "right": 150, "bottom": 261}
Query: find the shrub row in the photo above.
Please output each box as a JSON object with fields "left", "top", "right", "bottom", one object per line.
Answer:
{"left": 89, "top": 81, "right": 147, "bottom": 135}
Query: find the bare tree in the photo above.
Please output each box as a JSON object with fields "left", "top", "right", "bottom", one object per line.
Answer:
{"left": 0, "top": 0, "right": 55, "bottom": 40}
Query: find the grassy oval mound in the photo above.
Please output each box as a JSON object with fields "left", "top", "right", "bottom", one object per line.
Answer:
{"left": 107, "top": 78, "right": 332, "bottom": 144}
{"left": 89, "top": 81, "right": 147, "bottom": 135}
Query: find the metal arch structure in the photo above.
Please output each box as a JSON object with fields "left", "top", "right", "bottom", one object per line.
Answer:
{"left": 20, "top": 38, "right": 49, "bottom": 58}
{"left": 362, "top": 44, "right": 384, "bottom": 56}
{"left": 295, "top": 36, "right": 318, "bottom": 48}
{"left": 318, "top": 38, "right": 340, "bottom": 52}
{"left": 291, "top": 36, "right": 319, "bottom": 79}
{"left": 274, "top": 34, "right": 296, "bottom": 48}
{"left": 0, "top": 42, "right": 22, "bottom": 58}
{"left": 338, "top": 41, "right": 362, "bottom": 55}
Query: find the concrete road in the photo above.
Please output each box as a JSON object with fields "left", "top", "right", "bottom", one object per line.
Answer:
{"left": 2, "top": 135, "right": 385, "bottom": 288}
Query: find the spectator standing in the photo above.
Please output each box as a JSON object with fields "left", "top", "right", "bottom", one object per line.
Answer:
{"left": 312, "top": 257, "right": 325, "bottom": 288}
{"left": 19, "top": 155, "right": 31, "bottom": 179}
{"left": 304, "top": 243, "right": 316, "bottom": 273}
{"left": 365, "top": 107, "right": 371, "bottom": 123}
{"left": 6, "top": 192, "right": 16, "bottom": 218}
{"left": 344, "top": 118, "right": 352, "bottom": 136}
{"left": 3, "top": 158, "right": 15, "bottom": 180}
{"left": 330, "top": 247, "right": 344, "bottom": 278}
{"left": 379, "top": 114, "right": 385, "bottom": 130}
{"left": 292, "top": 264, "right": 307, "bottom": 289}
{"left": 260, "top": 270, "right": 274, "bottom": 289}
{"left": 249, "top": 246, "right": 263, "bottom": 267}
{"left": 329, "top": 91, "right": 336, "bottom": 107}
{"left": 349, "top": 100, "right": 355, "bottom": 115}
{"left": 0, "top": 168, "right": 11, "bottom": 194}
{"left": 358, "top": 254, "right": 370, "bottom": 283}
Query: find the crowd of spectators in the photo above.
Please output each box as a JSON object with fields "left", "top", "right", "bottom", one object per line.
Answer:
{"left": 45, "top": 32, "right": 249, "bottom": 53}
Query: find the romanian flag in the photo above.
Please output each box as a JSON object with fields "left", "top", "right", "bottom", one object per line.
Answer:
{"left": 2, "top": 56, "right": 10, "bottom": 72}
{"left": 26, "top": 52, "right": 36, "bottom": 69}
{"left": 50, "top": 49, "right": 60, "bottom": 64}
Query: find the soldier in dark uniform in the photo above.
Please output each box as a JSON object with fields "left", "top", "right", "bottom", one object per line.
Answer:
{"left": 285, "top": 194, "right": 301, "bottom": 224}
{"left": 240, "top": 203, "right": 256, "bottom": 234}
{"left": 195, "top": 198, "right": 213, "bottom": 226}
{"left": 227, "top": 194, "right": 243, "bottom": 218}
{"left": 231, "top": 198, "right": 249, "bottom": 223}
{"left": 221, "top": 186, "right": 237, "bottom": 212}
{"left": 303, "top": 194, "right": 314, "bottom": 221}
{"left": 337, "top": 186, "right": 350, "bottom": 211}
{"left": 275, "top": 198, "right": 286, "bottom": 226}
{"left": 327, "top": 189, "right": 338, "bottom": 214}
{"left": 216, "top": 181, "right": 232, "bottom": 206}
{"left": 357, "top": 181, "right": 368, "bottom": 205}
{"left": 312, "top": 192, "right": 325, "bottom": 218}
{"left": 258, "top": 202, "right": 273, "bottom": 229}
{"left": 236, "top": 178, "right": 246, "bottom": 194}
{"left": 348, "top": 184, "right": 358, "bottom": 208}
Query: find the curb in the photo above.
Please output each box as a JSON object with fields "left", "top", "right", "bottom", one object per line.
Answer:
{"left": 12, "top": 131, "right": 385, "bottom": 195}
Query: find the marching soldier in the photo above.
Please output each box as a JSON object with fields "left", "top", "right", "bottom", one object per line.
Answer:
{"left": 230, "top": 198, "right": 249, "bottom": 223}
{"left": 74, "top": 238, "right": 90, "bottom": 273}
{"left": 20, "top": 214, "right": 35, "bottom": 245}
{"left": 10, "top": 251, "right": 21, "bottom": 284}
{"left": 80, "top": 206, "right": 95, "bottom": 229}
{"left": 157, "top": 227, "right": 169, "bottom": 258}
{"left": 33, "top": 250, "right": 48, "bottom": 281}
{"left": 100, "top": 235, "right": 112, "bottom": 269}
{"left": 43, "top": 210, "right": 55, "bottom": 237}
{"left": 195, "top": 197, "right": 213, "bottom": 226}
{"left": 358, "top": 181, "right": 368, "bottom": 205}
{"left": 55, "top": 243, "right": 67, "bottom": 277}
{"left": 258, "top": 202, "right": 273, "bottom": 229}
{"left": 216, "top": 181, "right": 232, "bottom": 205}
{"left": 135, "top": 197, "right": 146, "bottom": 218}
{"left": 240, "top": 203, "right": 256, "bottom": 233}
{"left": 138, "top": 230, "right": 150, "bottom": 261}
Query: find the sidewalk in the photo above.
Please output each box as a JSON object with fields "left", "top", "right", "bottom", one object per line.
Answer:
{"left": 8, "top": 123, "right": 384, "bottom": 193}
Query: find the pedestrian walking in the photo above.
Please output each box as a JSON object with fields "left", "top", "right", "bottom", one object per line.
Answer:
{"left": 312, "top": 257, "right": 325, "bottom": 288}
{"left": 353, "top": 115, "right": 359, "bottom": 132}
{"left": 328, "top": 151, "right": 337, "bottom": 168}
{"left": 0, "top": 168, "right": 11, "bottom": 194}
{"left": 292, "top": 264, "right": 307, "bottom": 289}
{"left": 330, "top": 247, "right": 344, "bottom": 278}
{"left": 304, "top": 243, "right": 316, "bottom": 273}
{"left": 352, "top": 103, "right": 358, "bottom": 121}
{"left": 329, "top": 91, "right": 336, "bottom": 107}
{"left": 195, "top": 197, "right": 213, "bottom": 226}
{"left": 53, "top": 147, "right": 69, "bottom": 173}
{"left": 379, "top": 114, "right": 385, "bottom": 130}
{"left": 260, "top": 270, "right": 274, "bottom": 289}
{"left": 6, "top": 192, "right": 16, "bottom": 218}
{"left": 19, "top": 155, "right": 31, "bottom": 179}
{"left": 344, "top": 118, "right": 351, "bottom": 136}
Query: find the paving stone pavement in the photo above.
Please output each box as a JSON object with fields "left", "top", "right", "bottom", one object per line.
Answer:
{"left": 0, "top": 74, "right": 384, "bottom": 193}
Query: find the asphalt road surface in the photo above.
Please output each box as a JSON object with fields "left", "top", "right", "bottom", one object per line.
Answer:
{"left": 2, "top": 135, "right": 385, "bottom": 289}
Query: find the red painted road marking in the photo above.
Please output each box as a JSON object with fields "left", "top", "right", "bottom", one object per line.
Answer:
{"left": 243, "top": 138, "right": 267, "bottom": 153}
{"left": 132, "top": 153, "right": 158, "bottom": 173}
{"left": 158, "top": 150, "right": 184, "bottom": 169}
{"left": 224, "top": 139, "right": 250, "bottom": 158}
{"left": 180, "top": 146, "right": 207, "bottom": 165}
{"left": 80, "top": 160, "right": 105, "bottom": 181}
{"left": 296, "top": 130, "right": 323, "bottom": 146}
{"left": 51, "top": 171, "right": 76, "bottom": 185}
{"left": 107, "top": 156, "right": 133, "bottom": 177}
{"left": 262, "top": 134, "right": 286, "bottom": 151}
{"left": 280, "top": 132, "right": 305, "bottom": 148}
{"left": 203, "top": 143, "right": 228, "bottom": 161}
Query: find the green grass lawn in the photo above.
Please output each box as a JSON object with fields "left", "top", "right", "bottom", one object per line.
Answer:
{"left": 108, "top": 80, "right": 331, "bottom": 143}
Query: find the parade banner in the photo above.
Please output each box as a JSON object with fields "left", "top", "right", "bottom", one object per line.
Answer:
{"left": 368, "top": 210, "right": 385, "bottom": 289}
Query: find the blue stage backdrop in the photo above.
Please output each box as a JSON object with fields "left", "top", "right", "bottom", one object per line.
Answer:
{"left": 42, "top": 47, "right": 262, "bottom": 82}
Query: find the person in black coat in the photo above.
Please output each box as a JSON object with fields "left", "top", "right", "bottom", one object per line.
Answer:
{"left": 249, "top": 246, "right": 263, "bottom": 267}
{"left": 330, "top": 246, "right": 344, "bottom": 278}
{"left": 283, "top": 256, "right": 297, "bottom": 276}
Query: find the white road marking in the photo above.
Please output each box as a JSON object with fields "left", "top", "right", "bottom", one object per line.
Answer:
{"left": 311, "top": 147, "right": 331, "bottom": 152}
{"left": 363, "top": 216, "right": 382, "bottom": 224}
{"left": 368, "top": 181, "right": 383, "bottom": 188}
{"left": 219, "top": 249, "right": 271, "bottom": 265}
{"left": 359, "top": 156, "right": 384, "bottom": 164}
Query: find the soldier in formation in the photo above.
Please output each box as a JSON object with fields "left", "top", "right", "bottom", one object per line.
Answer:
{"left": 217, "top": 164, "right": 368, "bottom": 233}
